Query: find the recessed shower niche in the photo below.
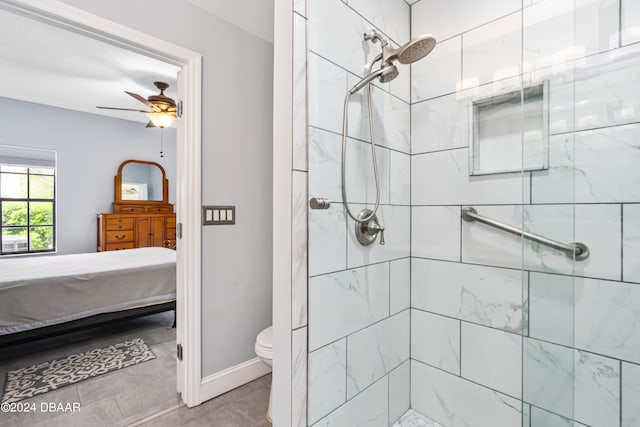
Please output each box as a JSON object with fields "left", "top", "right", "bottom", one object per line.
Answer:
{"left": 469, "top": 81, "right": 549, "bottom": 175}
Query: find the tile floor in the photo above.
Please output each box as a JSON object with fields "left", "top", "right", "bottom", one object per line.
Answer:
{"left": 134, "top": 375, "right": 271, "bottom": 427}
{"left": 0, "top": 312, "right": 271, "bottom": 427}
{"left": 392, "top": 409, "right": 444, "bottom": 427}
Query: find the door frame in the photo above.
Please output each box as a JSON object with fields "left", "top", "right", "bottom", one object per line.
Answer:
{"left": 0, "top": 0, "right": 204, "bottom": 407}
{"left": 272, "top": 0, "right": 294, "bottom": 424}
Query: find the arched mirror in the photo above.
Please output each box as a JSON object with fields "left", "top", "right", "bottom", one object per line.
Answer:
{"left": 114, "top": 160, "right": 172, "bottom": 212}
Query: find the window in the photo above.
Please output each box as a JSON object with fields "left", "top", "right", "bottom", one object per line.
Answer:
{"left": 0, "top": 147, "right": 56, "bottom": 255}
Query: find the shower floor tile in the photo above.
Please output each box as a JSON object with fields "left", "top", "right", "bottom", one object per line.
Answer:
{"left": 392, "top": 409, "right": 444, "bottom": 427}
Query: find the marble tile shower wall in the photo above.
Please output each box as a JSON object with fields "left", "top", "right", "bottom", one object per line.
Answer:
{"left": 410, "top": 1, "right": 640, "bottom": 427}
{"left": 292, "top": 2, "right": 308, "bottom": 427}
{"left": 305, "top": 0, "right": 412, "bottom": 426}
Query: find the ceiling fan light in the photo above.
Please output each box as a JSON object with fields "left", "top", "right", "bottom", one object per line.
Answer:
{"left": 146, "top": 112, "right": 176, "bottom": 128}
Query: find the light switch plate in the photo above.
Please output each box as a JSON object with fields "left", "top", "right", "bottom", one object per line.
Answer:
{"left": 203, "top": 205, "right": 236, "bottom": 225}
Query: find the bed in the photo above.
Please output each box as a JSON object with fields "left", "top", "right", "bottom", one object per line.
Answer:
{"left": 0, "top": 247, "right": 176, "bottom": 346}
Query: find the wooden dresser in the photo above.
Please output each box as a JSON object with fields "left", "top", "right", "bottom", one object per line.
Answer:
{"left": 97, "top": 159, "right": 176, "bottom": 252}
{"left": 97, "top": 212, "right": 176, "bottom": 251}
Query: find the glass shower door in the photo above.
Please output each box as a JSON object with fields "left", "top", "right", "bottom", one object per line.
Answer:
{"left": 305, "top": 0, "right": 413, "bottom": 426}
{"left": 520, "top": 5, "right": 580, "bottom": 422}
{"left": 521, "top": 131, "right": 578, "bottom": 426}
{"left": 521, "top": 1, "right": 635, "bottom": 425}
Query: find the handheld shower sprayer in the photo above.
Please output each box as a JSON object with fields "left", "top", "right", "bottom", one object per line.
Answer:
{"left": 348, "top": 62, "right": 398, "bottom": 95}
{"left": 342, "top": 30, "right": 436, "bottom": 246}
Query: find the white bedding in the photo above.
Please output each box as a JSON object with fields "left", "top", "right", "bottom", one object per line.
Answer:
{"left": 0, "top": 247, "right": 176, "bottom": 335}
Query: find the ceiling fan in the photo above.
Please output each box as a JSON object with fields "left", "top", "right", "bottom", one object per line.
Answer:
{"left": 96, "top": 81, "right": 176, "bottom": 128}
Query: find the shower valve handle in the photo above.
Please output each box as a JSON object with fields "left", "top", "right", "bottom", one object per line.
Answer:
{"left": 355, "top": 209, "right": 385, "bottom": 246}
{"left": 367, "top": 220, "right": 385, "bottom": 246}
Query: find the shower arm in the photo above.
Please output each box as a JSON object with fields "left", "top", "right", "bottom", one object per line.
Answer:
{"left": 341, "top": 55, "right": 383, "bottom": 225}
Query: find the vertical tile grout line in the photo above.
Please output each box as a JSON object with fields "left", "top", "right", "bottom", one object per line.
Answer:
{"left": 388, "top": 367, "right": 391, "bottom": 425}
{"left": 459, "top": 319, "right": 462, "bottom": 378}
{"left": 345, "top": 335, "right": 348, "bottom": 403}
{"left": 389, "top": 261, "right": 392, "bottom": 317}
{"left": 619, "top": 0, "right": 623, "bottom": 49}
{"left": 620, "top": 359, "right": 623, "bottom": 427}
{"left": 460, "top": 34, "right": 464, "bottom": 88}
{"left": 621, "top": 204, "right": 624, "bottom": 282}
{"left": 345, "top": 67, "right": 350, "bottom": 273}
{"left": 527, "top": 271, "right": 531, "bottom": 338}
{"left": 459, "top": 206, "right": 463, "bottom": 262}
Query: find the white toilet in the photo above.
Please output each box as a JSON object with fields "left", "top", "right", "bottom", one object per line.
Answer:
{"left": 255, "top": 326, "right": 273, "bottom": 423}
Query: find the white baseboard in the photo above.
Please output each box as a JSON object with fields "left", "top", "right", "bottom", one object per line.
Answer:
{"left": 199, "top": 357, "right": 272, "bottom": 404}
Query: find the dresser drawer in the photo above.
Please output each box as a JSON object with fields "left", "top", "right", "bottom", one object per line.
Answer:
{"left": 118, "top": 206, "right": 146, "bottom": 213}
{"left": 105, "top": 242, "right": 135, "bottom": 251}
{"left": 166, "top": 217, "right": 176, "bottom": 227}
{"left": 147, "top": 206, "right": 173, "bottom": 213}
{"left": 166, "top": 228, "right": 176, "bottom": 240}
{"left": 104, "top": 218, "right": 134, "bottom": 231}
{"left": 106, "top": 231, "right": 134, "bottom": 243}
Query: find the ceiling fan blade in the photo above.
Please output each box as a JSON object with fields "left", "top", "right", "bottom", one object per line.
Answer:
{"left": 96, "top": 106, "right": 153, "bottom": 112}
{"left": 145, "top": 121, "right": 156, "bottom": 128}
{"left": 125, "top": 91, "right": 161, "bottom": 112}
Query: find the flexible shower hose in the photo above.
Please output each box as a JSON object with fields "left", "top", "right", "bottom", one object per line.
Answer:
{"left": 341, "top": 60, "right": 382, "bottom": 224}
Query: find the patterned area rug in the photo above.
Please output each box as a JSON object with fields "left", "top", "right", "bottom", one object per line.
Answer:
{"left": 1, "top": 338, "right": 155, "bottom": 404}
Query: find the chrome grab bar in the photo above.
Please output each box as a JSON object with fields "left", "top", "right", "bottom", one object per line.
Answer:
{"left": 461, "top": 206, "right": 589, "bottom": 261}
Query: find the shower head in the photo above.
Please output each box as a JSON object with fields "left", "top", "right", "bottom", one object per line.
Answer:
{"left": 364, "top": 29, "right": 437, "bottom": 65}
{"left": 394, "top": 34, "right": 437, "bottom": 64}
{"left": 349, "top": 30, "right": 437, "bottom": 95}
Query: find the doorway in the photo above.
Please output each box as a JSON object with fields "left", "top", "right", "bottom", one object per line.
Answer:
{"left": 0, "top": 0, "right": 203, "bottom": 421}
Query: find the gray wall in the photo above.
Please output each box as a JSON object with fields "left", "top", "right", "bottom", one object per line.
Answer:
{"left": 0, "top": 96, "right": 176, "bottom": 255}
{"left": 54, "top": 0, "right": 274, "bottom": 376}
